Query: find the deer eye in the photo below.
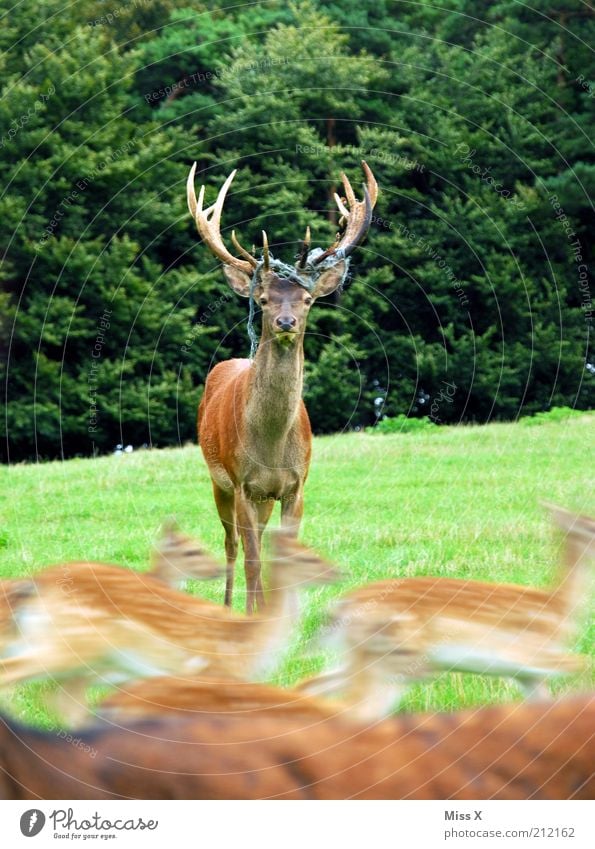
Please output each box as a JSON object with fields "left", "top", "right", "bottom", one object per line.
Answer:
{"left": 304, "top": 296, "right": 313, "bottom": 306}
{"left": 259, "top": 296, "right": 268, "bottom": 306}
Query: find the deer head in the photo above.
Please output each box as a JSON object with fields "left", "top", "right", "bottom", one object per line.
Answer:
{"left": 187, "top": 162, "right": 378, "bottom": 344}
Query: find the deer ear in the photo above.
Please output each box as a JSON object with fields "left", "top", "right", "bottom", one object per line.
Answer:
{"left": 223, "top": 265, "right": 252, "bottom": 297}
{"left": 312, "top": 260, "right": 348, "bottom": 299}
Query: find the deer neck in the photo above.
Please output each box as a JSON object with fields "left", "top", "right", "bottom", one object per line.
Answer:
{"left": 245, "top": 330, "right": 305, "bottom": 440}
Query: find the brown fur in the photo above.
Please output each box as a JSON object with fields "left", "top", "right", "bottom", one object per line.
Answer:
{"left": 0, "top": 533, "right": 339, "bottom": 724}
{"left": 1, "top": 696, "right": 592, "bottom": 799}
{"left": 300, "top": 506, "right": 594, "bottom": 719}
{"left": 98, "top": 675, "right": 344, "bottom": 723}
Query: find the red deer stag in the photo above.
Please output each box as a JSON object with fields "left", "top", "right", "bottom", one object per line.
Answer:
{"left": 187, "top": 161, "right": 377, "bottom": 612}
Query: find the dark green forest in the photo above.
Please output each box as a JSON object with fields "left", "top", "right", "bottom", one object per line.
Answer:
{"left": 1, "top": 0, "right": 593, "bottom": 462}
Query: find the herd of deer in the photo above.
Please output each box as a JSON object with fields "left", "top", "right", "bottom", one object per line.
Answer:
{"left": 0, "top": 163, "right": 593, "bottom": 800}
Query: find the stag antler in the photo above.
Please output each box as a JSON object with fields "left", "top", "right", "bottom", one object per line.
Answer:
{"left": 296, "top": 225, "right": 311, "bottom": 270}
{"left": 313, "top": 160, "right": 378, "bottom": 265}
{"left": 186, "top": 163, "right": 258, "bottom": 273}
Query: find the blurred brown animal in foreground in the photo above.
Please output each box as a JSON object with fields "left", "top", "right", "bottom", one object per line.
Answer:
{"left": 0, "top": 696, "right": 592, "bottom": 799}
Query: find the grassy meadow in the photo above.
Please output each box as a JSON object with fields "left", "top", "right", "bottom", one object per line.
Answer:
{"left": 0, "top": 414, "right": 593, "bottom": 726}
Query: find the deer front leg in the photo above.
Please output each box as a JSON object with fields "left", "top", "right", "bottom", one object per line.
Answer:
{"left": 44, "top": 676, "right": 92, "bottom": 727}
{"left": 297, "top": 660, "right": 407, "bottom": 721}
{"left": 212, "top": 483, "right": 239, "bottom": 607}
{"left": 294, "top": 665, "right": 348, "bottom": 696}
{"left": 236, "top": 492, "right": 265, "bottom": 614}
{"left": 342, "top": 661, "right": 409, "bottom": 722}
{"left": 516, "top": 677, "right": 552, "bottom": 701}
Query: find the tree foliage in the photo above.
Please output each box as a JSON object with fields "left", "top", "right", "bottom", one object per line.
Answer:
{"left": 1, "top": 0, "right": 593, "bottom": 461}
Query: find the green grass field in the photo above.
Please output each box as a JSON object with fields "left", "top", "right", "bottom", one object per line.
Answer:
{"left": 1, "top": 414, "right": 593, "bottom": 726}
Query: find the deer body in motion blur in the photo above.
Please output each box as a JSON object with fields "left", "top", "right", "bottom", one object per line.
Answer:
{"left": 300, "top": 506, "right": 594, "bottom": 720}
{"left": 0, "top": 531, "right": 338, "bottom": 725}
{"left": 187, "top": 161, "right": 377, "bottom": 612}
{"left": 98, "top": 674, "right": 344, "bottom": 724}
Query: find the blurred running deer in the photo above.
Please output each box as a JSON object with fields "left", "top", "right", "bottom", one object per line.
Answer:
{"left": 0, "top": 521, "right": 219, "bottom": 648}
{"left": 300, "top": 505, "right": 594, "bottom": 720}
{"left": 188, "top": 161, "right": 377, "bottom": 612}
{"left": 98, "top": 675, "right": 343, "bottom": 724}
{"left": 0, "top": 531, "right": 338, "bottom": 724}
{"left": 0, "top": 523, "right": 223, "bottom": 720}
